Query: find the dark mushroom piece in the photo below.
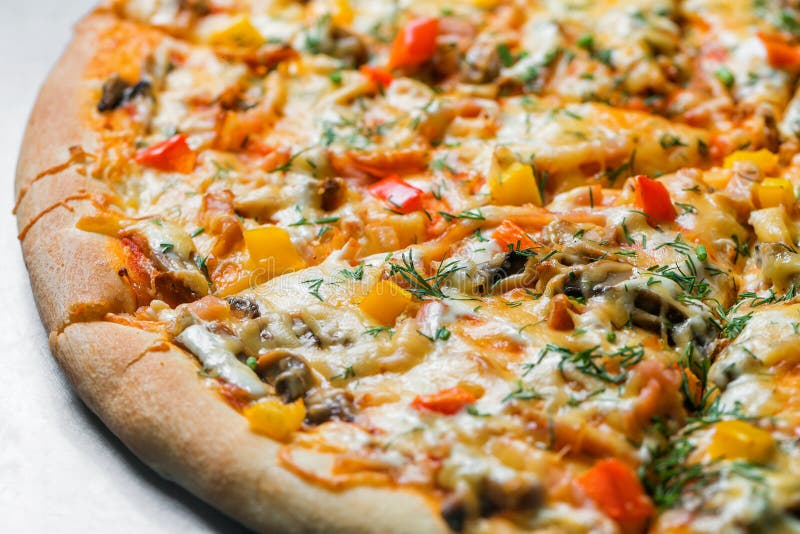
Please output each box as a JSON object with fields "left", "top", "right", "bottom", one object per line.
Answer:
{"left": 440, "top": 472, "right": 544, "bottom": 531}
{"left": 309, "top": 18, "right": 368, "bottom": 68}
{"left": 431, "top": 40, "right": 462, "bottom": 80}
{"left": 440, "top": 494, "right": 468, "bottom": 532}
{"left": 318, "top": 177, "right": 347, "bottom": 211}
{"left": 489, "top": 250, "right": 531, "bottom": 287}
{"left": 620, "top": 286, "right": 719, "bottom": 353}
{"left": 629, "top": 288, "right": 689, "bottom": 339}
{"left": 460, "top": 41, "right": 502, "bottom": 84}
{"left": 179, "top": 0, "right": 210, "bottom": 16}
{"left": 304, "top": 388, "right": 355, "bottom": 425}
{"left": 755, "top": 242, "right": 800, "bottom": 294}
{"left": 327, "top": 27, "right": 369, "bottom": 68}
{"left": 548, "top": 260, "right": 633, "bottom": 300}
{"left": 481, "top": 473, "right": 544, "bottom": 515}
{"left": 226, "top": 295, "right": 261, "bottom": 319}
{"left": 256, "top": 350, "right": 315, "bottom": 403}
{"left": 97, "top": 74, "right": 151, "bottom": 112}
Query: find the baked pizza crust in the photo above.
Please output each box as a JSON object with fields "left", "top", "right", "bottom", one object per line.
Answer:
{"left": 18, "top": 11, "right": 447, "bottom": 533}
{"left": 16, "top": 12, "right": 137, "bottom": 332}
{"left": 52, "top": 321, "right": 447, "bottom": 533}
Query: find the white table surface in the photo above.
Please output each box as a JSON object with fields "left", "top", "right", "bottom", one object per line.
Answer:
{"left": 0, "top": 3, "right": 248, "bottom": 532}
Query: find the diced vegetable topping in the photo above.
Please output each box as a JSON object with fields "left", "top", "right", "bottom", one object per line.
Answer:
{"left": 723, "top": 149, "right": 779, "bottom": 174}
{"left": 493, "top": 220, "right": 536, "bottom": 251}
{"left": 489, "top": 162, "right": 543, "bottom": 206}
{"left": 243, "top": 398, "right": 306, "bottom": 441}
{"left": 331, "top": 0, "right": 354, "bottom": 26}
{"left": 706, "top": 420, "right": 775, "bottom": 463}
{"left": 758, "top": 33, "right": 800, "bottom": 70}
{"left": 633, "top": 175, "right": 676, "bottom": 223}
{"left": 135, "top": 134, "right": 197, "bottom": 174}
{"left": 411, "top": 386, "right": 476, "bottom": 415}
{"left": 576, "top": 459, "right": 654, "bottom": 528}
{"left": 701, "top": 168, "right": 732, "bottom": 190}
{"left": 368, "top": 175, "right": 424, "bottom": 214}
{"left": 244, "top": 226, "right": 306, "bottom": 277}
{"left": 360, "top": 65, "right": 394, "bottom": 87}
{"left": 359, "top": 280, "right": 413, "bottom": 325}
{"left": 756, "top": 178, "right": 795, "bottom": 208}
{"left": 389, "top": 18, "right": 439, "bottom": 69}
{"left": 176, "top": 325, "right": 267, "bottom": 396}
{"left": 207, "top": 16, "right": 264, "bottom": 48}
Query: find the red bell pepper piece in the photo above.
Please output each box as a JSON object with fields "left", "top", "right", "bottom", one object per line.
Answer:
{"left": 493, "top": 220, "right": 536, "bottom": 251}
{"left": 135, "top": 134, "right": 197, "bottom": 174}
{"left": 758, "top": 33, "right": 800, "bottom": 69}
{"left": 368, "top": 175, "right": 424, "bottom": 214}
{"left": 389, "top": 18, "right": 439, "bottom": 69}
{"left": 576, "top": 459, "right": 655, "bottom": 529}
{"left": 633, "top": 175, "right": 676, "bottom": 223}
{"left": 360, "top": 65, "right": 394, "bottom": 88}
{"left": 411, "top": 387, "right": 475, "bottom": 415}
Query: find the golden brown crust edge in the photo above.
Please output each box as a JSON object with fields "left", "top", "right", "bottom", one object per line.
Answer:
{"left": 52, "top": 322, "right": 447, "bottom": 534}
{"left": 15, "top": 12, "right": 137, "bottom": 333}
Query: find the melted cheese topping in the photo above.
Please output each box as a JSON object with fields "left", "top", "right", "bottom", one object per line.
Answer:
{"left": 83, "top": 0, "right": 800, "bottom": 531}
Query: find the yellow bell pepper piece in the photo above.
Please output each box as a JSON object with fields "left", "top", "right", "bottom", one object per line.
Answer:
{"left": 756, "top": 178, "right": 795, "bottom": 208}
{"left": 207, "top": 16, "right": 264, "bottom": 49}
{"left": 723, "top": 149, "right": 778, "bottom": 174}
{"left": 244, "top": 226, "right": 305, "bottom": 278}
{"left": 243, "top": 398, "right": 306, "bottom": 441}
{"left": 749, "top": 206, "right": 793, "bottom": 244}
{"left": 359, "top": 280, "right": 413, "bottom": 325}
{"left": 75, "top": 213, "right": 124, "bottom": 237}
{"left": 489, "top": 162, "right": 543, "bottom": 206}
{"left": 707, "top": 420, "right": 774, "bottom": 463}
{"left": 701, "top": 169, "right": 732, "bottom": 190}
{"left": 331, "top": 0, "right": 354, "bottom": 26}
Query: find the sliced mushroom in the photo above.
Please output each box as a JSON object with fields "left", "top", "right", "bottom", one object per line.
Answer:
{"left": 303, "top": 17, "right": 368, "bottom": 68}
{"left": 256, "top": 350, "right": 315, "bottom": 403}
{"left": 610, "top": 282, "right": 719, "bottom": 354}
{"left": 318, "top": 177, "right": 346, "bottom": 211}
{"left": 440, "top": 471, "right": 543, "bottom": 530}
{"left": 460, "top": 40, "right": 502, "bottom": 84}
{"left": 304, "top": 388, "right": 355, "bottom": 425}
{"left": 179, "top": 0, "right": 210, "bottom": 16}
{"left": 481, "top": 472, "right": 544, "bottom": 515}
{"left": 545, "top": 260, "right": 633, "bottom": 299}
{"left": 226, "top": 295, "right": 261, "bottom": 319}
{"left": 431, "top": 16, "right": 476, "bottom": 81}
{"left": 755, "top": 242, "right": 800, "bottom": 294}
{"left": 97, "top": 74, "right": 151, "bottom": 112}
{"left": 440, "top": 493, "right": 468, "bottom": 532}
{"left": 326, "top": 27, "right": 368, "bottom": 68}
{"left": 489, "top": 251, "right": 530, "bottom": 287}
{"left": 448, "top": 245, "right": 535, "bottom": 296}
{"left": 176, "top": 325, "right": 267, "bottom": 396}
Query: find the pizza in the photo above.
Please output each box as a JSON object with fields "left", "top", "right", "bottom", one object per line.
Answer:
{"left": 15, "top": 0, "right": 800, "bottom": 532}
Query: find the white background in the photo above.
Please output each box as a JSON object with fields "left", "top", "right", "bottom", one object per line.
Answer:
{"left": 0, "top": 2, "right": 246, "bottom": 532}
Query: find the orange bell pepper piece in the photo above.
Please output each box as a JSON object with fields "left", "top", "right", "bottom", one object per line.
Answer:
{"left": 758, "top": 33, "right": 800, "bottom": 69}
{"left": 411, "top": 386, "right": 475, "bottom": 415}
{"left": 577, "top": 458, "right": 655, "bottom": 530}
{"left": 493, "top": 219, "right": 536, "bottom": 251}
{"left": 135, "top": 134, "right": 197, "bottom": 174}
{"left": 389, "top": 18, "right": 439, "bottom": 69}
{"left": 360, "top": 65, "right": 394, "bottom": 88}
